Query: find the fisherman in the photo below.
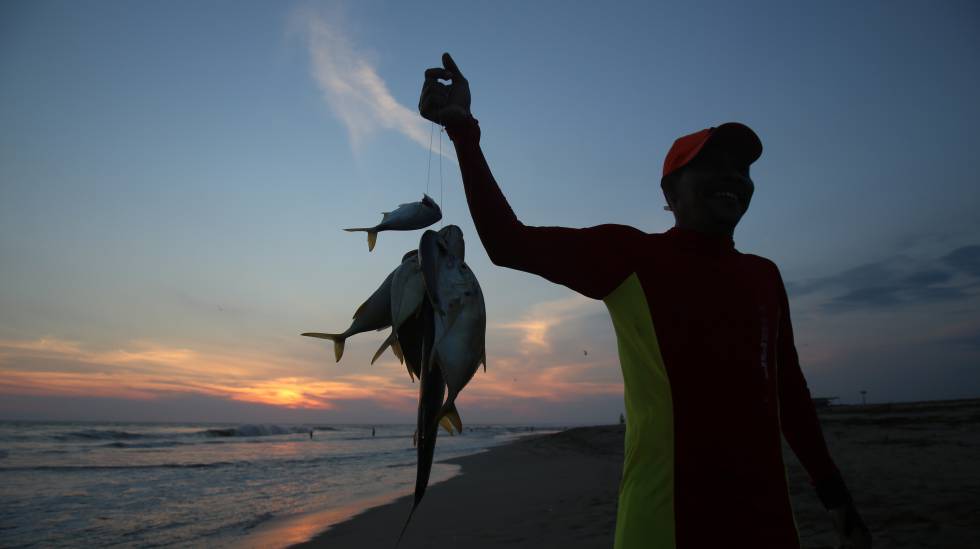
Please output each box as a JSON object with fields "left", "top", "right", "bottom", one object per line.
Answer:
{"left": 419, "top": 53, "right": 871, "bottom": 549}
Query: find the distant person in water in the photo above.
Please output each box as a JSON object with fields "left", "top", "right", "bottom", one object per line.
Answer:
{"left": 309, "top": 430, "right": 313, "bottom": 439}
{"left": 372, "top": 427, "right": 376, "bottom": 437}
{"left": 420, "top": 53, "right": 871, "bottom": 549}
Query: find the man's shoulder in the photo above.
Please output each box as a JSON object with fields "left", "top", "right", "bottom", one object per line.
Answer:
{"left": 586, "top": 223, "right": 652, "bottom": 243}
{"left": 738, "top": 252, "right": 782, "bottom": 277}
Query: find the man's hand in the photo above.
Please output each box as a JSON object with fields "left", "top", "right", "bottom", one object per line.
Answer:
{"left": 830, "top": 502, "right": 872, "bottom": 549}
{"left": 419, "top": 52, "right": 471, "bottom": 127}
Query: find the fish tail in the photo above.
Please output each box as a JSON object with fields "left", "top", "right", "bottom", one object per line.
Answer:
{"left": 300, "top": 332, "right": 346, "bottom": 362}
{"left": 342, "top": 228, "right": 379, "bottom": 252}
{"left": 438, "top": 402, "right": 463, "bottom": 434}
{"left": 391, "top": 339, "right": 405, "bottom": 364}
{"left": 371, "top": 332, "right": 398, "bottom": 365}
{"left": 395, "top": 502, "right": 420, "bottom": 548}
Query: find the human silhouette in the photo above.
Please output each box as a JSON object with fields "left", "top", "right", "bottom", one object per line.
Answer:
{"left": 420, "top": 53, "right": 870, "bottom": 549}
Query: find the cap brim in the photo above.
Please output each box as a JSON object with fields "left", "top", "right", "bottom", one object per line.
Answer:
{"left": 704, "top": 122, "right": 763, "bottom": 167}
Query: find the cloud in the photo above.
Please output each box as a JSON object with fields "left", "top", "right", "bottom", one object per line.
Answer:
{"left": 494, "top": 294, "right": 599, "bottom": 353}
{"left": 944, "top": 245, "right": 980, "bottom": 278}
{"left": 293, "top": 8, "right": 440, "bottom": 153}
{"left": 0, "top": 337, "right": 415, "bottom": 410}
{"left": 787, "top": 245, "right": 980, "bottom": 313}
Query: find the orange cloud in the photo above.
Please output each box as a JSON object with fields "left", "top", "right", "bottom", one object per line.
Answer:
{"left": 495, "top": 294, "right": 598, "bottom": 353}
{"left": 0, "top": 313, "right": 625, "bottom": 417}
{"left": 0, "top": 337, "right": 416, "bottom": 410}
{"left": 459, "top": 355, "right": 623, "bottom": 404}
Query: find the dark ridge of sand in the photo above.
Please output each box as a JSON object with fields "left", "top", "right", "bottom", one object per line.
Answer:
{"left": 290, "top": 399, "right": 980, "bottom": 549}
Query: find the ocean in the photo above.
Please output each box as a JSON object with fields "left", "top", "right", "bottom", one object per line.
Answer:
{"left": 0, "top": 420, "right": 550, "bottom": 547}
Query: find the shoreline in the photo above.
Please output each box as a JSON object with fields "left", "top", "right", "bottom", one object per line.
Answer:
{"left": 279, "top": 398, "right": 980, "bottom": 549}
{"left": 288, "top": 426, "right": 624, "bottom": 549}
{"left": 238, "top": 463, "right": 462, "bottom": 549}
{"left": 239, "top": 431, "right": 557, "bottom": 548}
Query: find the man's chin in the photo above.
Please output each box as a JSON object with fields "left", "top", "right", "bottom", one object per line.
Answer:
{"left": 706, "top": 212, "right": 743, "bottom": 232}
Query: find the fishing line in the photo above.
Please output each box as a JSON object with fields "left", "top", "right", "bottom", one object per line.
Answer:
{"left": 425, "top": 122, "right": 437, "bottom": 197}
{"left": 439, "top": 128, "right": 445, "bottom": 228}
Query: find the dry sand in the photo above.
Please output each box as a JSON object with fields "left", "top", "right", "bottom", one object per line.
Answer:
{"left": 290, "top": 398, "right": 980, "bottom": 549}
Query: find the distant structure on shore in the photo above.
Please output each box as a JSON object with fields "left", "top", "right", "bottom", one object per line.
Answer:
{"left": 812, "top": 397, "right": 839, "bottom": 409}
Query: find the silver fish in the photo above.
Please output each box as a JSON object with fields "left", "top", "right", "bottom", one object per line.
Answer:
{"left": 432, "top": 262, "right": 486, "bottom": 419}
{"left": 420, "top": 225, "right": 485, "bottom": 428}
{"left": 344, "top": 194, "right": 442, "bottom": 252}
{"left": 371, "top": 250, "right": 425, "bottom": 367}
{"left": 419, "top": 225, "right": 465, "bottom": 315}
{"left": 391, "top": 250, "right": 426, "bottom": 336}
{"left": 301, "top": 268, "right": 395, "bottom": 362}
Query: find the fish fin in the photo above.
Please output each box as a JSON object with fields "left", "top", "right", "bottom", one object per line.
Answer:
{"left": 352, "top": 300, "right": 367, "bottom": 320}
{"left": 438, "top": 404, "right": 463, "bottom": 434}
{"left": 391, "top": 339, "right": 405, "bottom": 364}
{"left": 300, "top": 333, "right": 345, "bottom": 362}
{"left": 406, "top": 363, "right": 415, "bottom": 382}
{"left": 370, "top": 331, "right": 397, "bottom": 365}
{"left": 343, "top": 227, "right": 370, "bottom": 232}
{"left": 367, "top": 231, "right": 377, "bottom": 252}
{"left": 481, "top": 348, "right": 487, "bottom": 372}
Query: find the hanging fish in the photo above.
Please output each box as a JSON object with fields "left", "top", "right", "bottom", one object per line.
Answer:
{"left": 393, "top": 299, "right": 425, "bottom": 382}
{"left": 371, "top": 250, "right": 426, "bottom": 366}
{"left": 431, "top": 263, "right": 485, "bottom": 426}
{"left": 391, "top": 250, "right": 427, "bottom": 335}
{"left": 301, "top": 268, "right": 395, "bottom": 362}
{"left": 420, "top": 225, "right": 486, "bottom": 430}
{"left": 344, "top": 194, "right": 442, "bottom": 252}
{"left": 397, "top": 300, "right": 443, "bottom": 546}
{"left": 418, "top": 225, "right": 464, "bottom": 316}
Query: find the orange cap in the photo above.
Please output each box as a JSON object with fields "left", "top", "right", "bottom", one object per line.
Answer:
{"left": 661, "top": 122, "right": 762, "bottom": 182}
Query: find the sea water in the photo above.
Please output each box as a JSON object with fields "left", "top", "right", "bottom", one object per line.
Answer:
{"left": 0, "top": 421, "right": 547, "bottom": 547}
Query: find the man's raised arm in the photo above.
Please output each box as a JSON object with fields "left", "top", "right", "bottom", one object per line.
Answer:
{"left": 421, "top": 53, "right": 642, "bottom": 300}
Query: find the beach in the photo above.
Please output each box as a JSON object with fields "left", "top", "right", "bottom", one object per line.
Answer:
{"left": 290, "top": 398, "right": 980, "bottom": 549}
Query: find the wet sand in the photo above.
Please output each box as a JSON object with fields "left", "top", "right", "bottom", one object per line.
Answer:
{"left": 290, "top": 398, "right": 980, "bottom": 549}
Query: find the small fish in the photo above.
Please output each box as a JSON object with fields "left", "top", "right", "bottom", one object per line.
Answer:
{"left": 301, "top": 268, "right": 395, "bottom": 362}
{"left": 344, "top": 195, "right": 442, "bottom": 252}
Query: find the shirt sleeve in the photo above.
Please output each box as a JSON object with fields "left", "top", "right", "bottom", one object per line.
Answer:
{"left": 446, "top": 117, "right": 642, "bottom": 300}
{"left": 773, "top": 264, "right": 846, "bottom": 499}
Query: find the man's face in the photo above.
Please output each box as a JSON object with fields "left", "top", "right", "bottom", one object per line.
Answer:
{"left": 667, "top": 145, "right": 754, "bottom": 234}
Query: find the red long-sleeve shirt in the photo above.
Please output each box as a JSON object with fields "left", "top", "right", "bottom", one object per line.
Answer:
{"left": 447, "top": 117, "right": 842, "bottom": 549}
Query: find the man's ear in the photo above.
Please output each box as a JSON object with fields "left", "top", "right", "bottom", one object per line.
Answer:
{"left": 662, "top": 188, "right": 675, "bottom": 212}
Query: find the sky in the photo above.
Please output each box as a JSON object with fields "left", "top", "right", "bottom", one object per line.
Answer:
{"left": 1, "top": 1, "right": 978, "bottom": 424}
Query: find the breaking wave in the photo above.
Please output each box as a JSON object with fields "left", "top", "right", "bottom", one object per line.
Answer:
{"left": 49, "top": 424, "right": 327, "bottom": 444}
